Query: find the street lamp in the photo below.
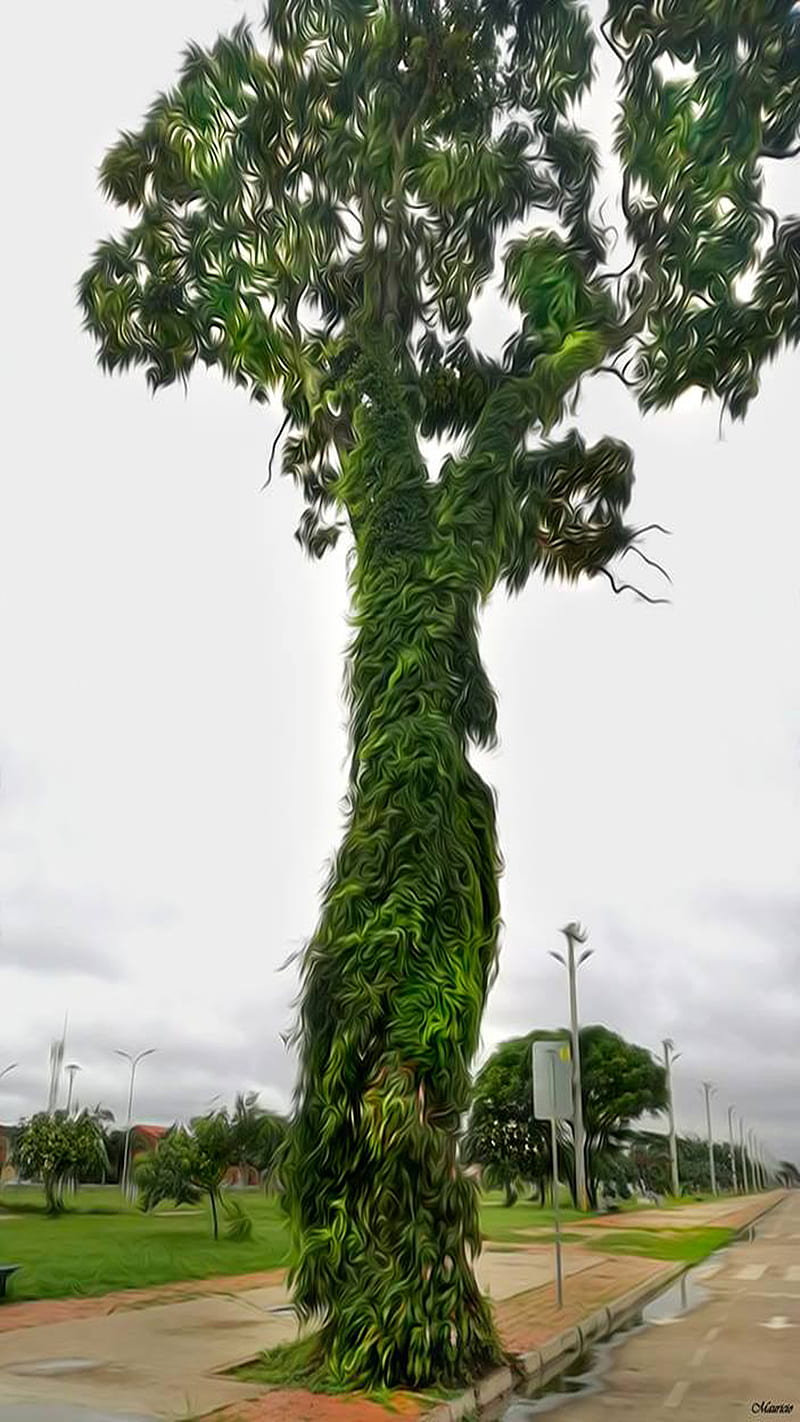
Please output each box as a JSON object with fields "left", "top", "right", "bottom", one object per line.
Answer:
{"left": 662, "top": 1040, "right": 681, "bottom": 1198}
{"left": 0, "top": 1064, "right": 17, "bottom": 1086}
{"left": 728, "top": 1106, "right": 739, "bottom": 1195}
{"left": 701, "top": 1082, "right": 717, "bottom": 1196}
{"left": 115, "top": 1048, "right": 156, "bottom": 1199}
{"left": 64, "top": 1064, "right": 81, "bottom": 1116}
{"left": 549, "top": 921, "right": 592, "bottom": 1212}
{"left": 739, "top": 1116, "right": 751, "bottom": 1194}
{"left": 748, "top": 1129, "right": 759, "bottom": 1191}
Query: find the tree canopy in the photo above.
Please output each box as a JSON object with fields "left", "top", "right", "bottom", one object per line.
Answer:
{"left": 464, "top": 1025, "right": 667, "bottom": 1207}
{"left": 81, "top": 0, "right": 800, "bottom": 1391}
{"left": 15, "top": 1112, "right": 109, "bottom": 1214}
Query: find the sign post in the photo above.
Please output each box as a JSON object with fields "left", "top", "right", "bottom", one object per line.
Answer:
{"left": 533, "top": 1039, "right": 573, "bottom": 1310}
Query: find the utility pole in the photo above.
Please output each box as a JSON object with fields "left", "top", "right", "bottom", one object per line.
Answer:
{"left": 702, "top": 1082, "right": 717, "bottom": 1195}
{"left": 549, "top": 922, "right": 592, "bottom": 1212}
{"left": 115, "top": 1048, "right": 156, "bottom": 1199}
{"left": 728, "top": 1106, "right": 739, "bottom": 1194}
{"left": 750, "top": 1132, "right": 762, "bottom": 1190}
{"left": 663, "top": 1039, "right": 681, "bottom": 1198}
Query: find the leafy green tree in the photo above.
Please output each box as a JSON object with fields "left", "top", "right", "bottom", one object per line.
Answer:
{"left": 80, "top": 0, "right": 800, "bottom": 1389}
{"left": 464, "top": 1026, "right": 666, "bottom": 1209}
{"left": 15, "top": 1112, "right": 108, "bottom": 1214}
{"left": 463, "top": 1034, "right": 557, "bottom": 1207}
{"left": 137, "top": 1113, "right": 238, "bottom": 1238}
{"left": 578, "top": 1025, "right": 667, "bottom": 1208}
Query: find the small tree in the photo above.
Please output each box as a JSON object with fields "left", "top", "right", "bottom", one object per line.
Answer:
{"left": 137, "top": 1113, "right": 238, "bottom": 1238}
{"left": 15, "top": 1112, "right": 108, "bottom": 1213}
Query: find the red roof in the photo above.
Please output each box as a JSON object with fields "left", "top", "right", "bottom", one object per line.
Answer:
{"left": 133, "top": 1124, "right": 168, "bottom": 1142}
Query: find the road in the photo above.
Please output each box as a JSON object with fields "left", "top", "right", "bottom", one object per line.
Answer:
{"left": 504, "top": 1192, "right": 800, "bottom": 1420}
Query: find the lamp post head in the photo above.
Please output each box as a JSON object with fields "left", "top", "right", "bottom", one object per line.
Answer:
{"left": 561, "top": 921, "right": 588, "bottom": 945}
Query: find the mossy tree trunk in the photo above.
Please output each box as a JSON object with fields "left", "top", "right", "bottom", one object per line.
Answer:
{"left": 283, "top": 347, "right": 507, "bottom": 1389}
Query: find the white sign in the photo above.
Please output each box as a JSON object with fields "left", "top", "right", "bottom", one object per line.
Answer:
{"left": 533, "top": 1040, "right": 573, "bottom": 1121}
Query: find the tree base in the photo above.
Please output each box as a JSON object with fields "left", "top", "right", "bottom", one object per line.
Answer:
{"left": 231, "top": 1333, "right": 497, "bottom": 1407}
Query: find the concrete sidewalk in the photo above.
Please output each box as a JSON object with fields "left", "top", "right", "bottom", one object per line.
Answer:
{"left": 0, "top": 1191, "right": 784, "bottom": 1421}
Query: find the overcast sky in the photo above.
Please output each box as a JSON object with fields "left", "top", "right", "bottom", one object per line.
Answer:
{"left": 1, "top": 2, "right": 798, "bottom": 1167}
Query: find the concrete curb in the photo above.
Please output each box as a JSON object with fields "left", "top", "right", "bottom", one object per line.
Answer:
{"left": 422, "top": 1191, "right": 786, "bottom": 1420}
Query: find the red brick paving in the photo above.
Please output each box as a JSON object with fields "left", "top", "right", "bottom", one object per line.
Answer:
{"left": 492, "top": 1252, "right": 669, "bottom": 1353}
{"left": 210, "top": 1392, "right": 426, "bottom": 1421}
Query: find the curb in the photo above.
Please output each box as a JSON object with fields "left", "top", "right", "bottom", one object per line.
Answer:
{"left": 422, "top": 1191, "right": 787, "bottom": 1421}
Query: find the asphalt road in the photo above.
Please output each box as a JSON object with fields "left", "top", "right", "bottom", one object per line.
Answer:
{"left": 504, "top": 1192, "right": 800, "bottom": 1421}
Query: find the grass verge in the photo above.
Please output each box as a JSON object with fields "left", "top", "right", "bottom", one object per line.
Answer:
{"left": 583, "top": 1225, "right": 736, "bottom": 1263}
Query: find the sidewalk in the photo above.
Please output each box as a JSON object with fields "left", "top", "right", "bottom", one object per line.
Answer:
{"left": 0, "top": 1191, "right": 784, "bottom": 1421}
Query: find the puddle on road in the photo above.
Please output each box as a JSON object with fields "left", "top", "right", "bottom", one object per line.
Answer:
{"left": 499, "top": 1267, "right": 712, "bottom": 1417}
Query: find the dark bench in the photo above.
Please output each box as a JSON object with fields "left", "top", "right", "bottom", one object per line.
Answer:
{"left": 0, "top": 1265, "right": 20, "bottom": 1299}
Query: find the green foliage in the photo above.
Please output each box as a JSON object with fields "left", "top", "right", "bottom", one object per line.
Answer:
{"left": 15, "top": 1113, "right": 108, "bottom": 1215}
{"left": 585, "top": 1225, "right": 735, "bottom": 1265}
{"left": 229, "top": 1092, "right": 289, "bottom": 1188}
{"left": 81, "top": 0, "right": 800, "bottom": 1392}
{"left": 136, "top": 1130, "right": 203, "bottom": 1213}
{"left": 137, "top": 1112, "right": 245, "bottom": 1239}
{"left": 464, "top": 1026, "right": 668, "bottom": 1211}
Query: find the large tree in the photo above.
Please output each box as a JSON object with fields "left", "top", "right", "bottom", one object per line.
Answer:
{"left": 80, "top": 0, "right": 800, "bottom": 1390}
{"left": 463, "top": 1026, "right": 666, "bottom": 1208}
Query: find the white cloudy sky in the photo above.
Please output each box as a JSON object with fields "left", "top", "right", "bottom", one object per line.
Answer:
{"left": 1, "top": 2, "right": 798, "bottom": 1166}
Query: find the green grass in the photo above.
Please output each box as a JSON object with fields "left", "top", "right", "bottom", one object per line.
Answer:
{"left": 0, "top": 1186, "right": 290, "bottom": 1301}
{"left": 479, "top": 1194, "right": 586, "bottom": 1245}
{"left": 583, "top": 1225, "right": 736, "bottom": 1263}
{"left": 229, "top": 1336, "right": 463, "bottom": 1409}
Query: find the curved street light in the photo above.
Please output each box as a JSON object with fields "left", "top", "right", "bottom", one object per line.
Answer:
{"left": 728, "top": 1106, "right": 739, "bottom": 1194}
{"left": 64, "top": 1064, "right": 81, "bottom": 1116}
{"left": 115, "top": 1048, "right": 156, "bottom": 1199}
{"left": 662, "top": 1040, "right": 682, "bottom": 1197}
{"left": 701, "top": 1082, "right": 718, "bottom": 1195}
{"left": 549, "top": 921, "right": 593, "bottom": 1212}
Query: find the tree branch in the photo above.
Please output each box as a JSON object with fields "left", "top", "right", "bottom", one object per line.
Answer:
{"left": 597, "top": 566, "right": 670, "bottom": 606}
{"left": 596, "top": 364, "right": 636, "bottom": 389}
{"left": 758, "top": 142, "right": 800, "bottom": 160}
{"left": 600, "top": 16, "right": 627, "bottom": 66}
{"left": 262, "top": 410, "right": 291, "bottom": 490}
{"left": 621, "top": 544, "right": 672, "bottom": 584}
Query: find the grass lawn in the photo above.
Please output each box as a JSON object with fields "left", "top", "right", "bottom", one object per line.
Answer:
{"left": 583, "top": 1225, "right": 736, "bottom": 1263}
{"left": 0, "top": 1186, "right": 290, "bottom": 1302}
{"left": 478, "top": 1194, "right": 586, "bottom": 1245}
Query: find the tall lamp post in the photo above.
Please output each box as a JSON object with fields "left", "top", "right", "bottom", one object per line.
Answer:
{"left": 748, "top": 1129, "right": 759, "bottom": 1191}
{"left": 727, "top": 1106, "right": 739, "bottom": 1195}
{"left": 662, "top": 1040, "right": 681, "bottom": 1198}
{"left": 115, "top": 1048, "right": 156, "bottom": 1199}
{"left": 701, "top": 1082, "right": 717, "bottom": 1195}
{"left": 739, "top": 1116, "right": 751, "bottom": 1194}
{"left": 64, "top": 1064, "right": 81, "bottom": 1116}
{"left": 549, "top": 921, "right": 592, "bottom": 1213}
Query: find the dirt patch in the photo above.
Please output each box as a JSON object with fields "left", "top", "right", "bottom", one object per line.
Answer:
{"left": 207, "top": 1389, "right": 426, "bottom": 1421}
